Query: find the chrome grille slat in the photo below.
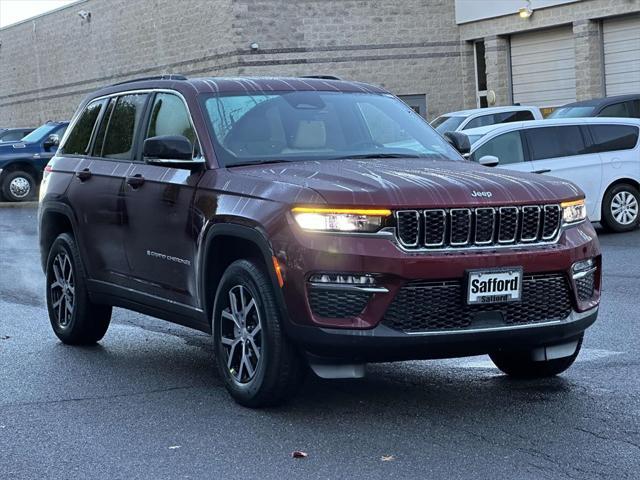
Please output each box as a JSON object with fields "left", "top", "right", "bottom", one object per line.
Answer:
{"left": 395, "top": 204, "right": 561, "bottom": 250}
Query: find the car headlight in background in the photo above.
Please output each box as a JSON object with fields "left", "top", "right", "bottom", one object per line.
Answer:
{"left": 561, "top": 199, "right": 587, "bottom": 225}
{"left": 292, "top": 207, "right": 391, "bottom": 232}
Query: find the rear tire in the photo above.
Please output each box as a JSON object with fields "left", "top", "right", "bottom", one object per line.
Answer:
{"left": 601, "top": 183, "right": 639, "bottom": 232}
{"left": 1, "top": 170, "right": 36, "bottom": 202}
{"left": 489, "top": 335, "right": 583, "bottom": 378}
{"left": 212, "top": 259, "right": 305, "bottom": 407}
{"left": 46, "top": 233, "right": 112, "bottom": 345}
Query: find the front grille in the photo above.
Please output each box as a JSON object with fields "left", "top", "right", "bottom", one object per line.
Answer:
{"left": 383, "top": 273, "right": 572, "bottom": 333}
{"left": 394, "top": 205, "right": 561, "bottom": 250}
{"left": 309, "top": 290, "right": 370, "bottom": 318}
{"left": 576, "top": 271, "right": 596, "bottom": 301}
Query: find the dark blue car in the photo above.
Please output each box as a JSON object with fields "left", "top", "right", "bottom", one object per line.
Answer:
{"left": 0, "top": 121, "right": 68, "bottom": 201}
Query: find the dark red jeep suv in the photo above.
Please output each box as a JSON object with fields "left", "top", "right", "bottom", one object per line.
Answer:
{"left": 38, "top": 75, "right": 601, "bottom": 407}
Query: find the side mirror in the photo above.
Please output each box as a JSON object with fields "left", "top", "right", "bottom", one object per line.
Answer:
{"left": 478, "top": 155, "right": 500, "bottom": 167}
{"left": 144, "top": 135, "right": 201, "bottom": 169}
{"left": 443, "top": 131, "right": 470, "bottom": 156}
{"left": 43, "top": 134, "right": 60, "bottom": 148}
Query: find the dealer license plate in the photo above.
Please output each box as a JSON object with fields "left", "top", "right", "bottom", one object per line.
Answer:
{"left": 467, "top": 268, "right": 523, "bottom": 305}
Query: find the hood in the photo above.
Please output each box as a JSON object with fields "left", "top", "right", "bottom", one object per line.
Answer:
{"left": 231, "top": 158, "right": 583, "bottom": 208}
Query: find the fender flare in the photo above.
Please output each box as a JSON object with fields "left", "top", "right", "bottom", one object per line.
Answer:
{"left": 198, "top": 222, "right": 290, "bottom": 330}
{"left": 38, "top": 201, "right": 81, "bottom": 272}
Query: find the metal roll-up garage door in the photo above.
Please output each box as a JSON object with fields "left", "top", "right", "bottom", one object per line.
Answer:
{"left": 603, "top": 15, "right": 640, "bottom": 96}
{"left": 510, "top": 27, "right": 576, "bottom": 106}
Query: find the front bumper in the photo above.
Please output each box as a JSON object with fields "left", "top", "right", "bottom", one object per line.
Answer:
{"left": 287, "top": 307, "right": 598, "bottom": 362}
{"left": 275, "top": 220, "right": 601, "bottom": 328}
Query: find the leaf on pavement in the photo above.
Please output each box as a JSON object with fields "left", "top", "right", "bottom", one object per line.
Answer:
{"left": 381, "top": 455, "right": 395, "bottom": 462}
{"left": 291, "top": 450, "right": 308, "bottom": 458}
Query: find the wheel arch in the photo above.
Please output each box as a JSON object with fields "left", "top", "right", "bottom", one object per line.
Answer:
{"left": 39, "top": 202, "right": 79, "bottom": 273}
{"left": 603, "top": 177, "right": 640, "bottom": 194}
{"left": 198, "top": 222, "right": 288, "bottom": 331}
{"left": 1, "top": 160, "right": 41, "bottom": 182}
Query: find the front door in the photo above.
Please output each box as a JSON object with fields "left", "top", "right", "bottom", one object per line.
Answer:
{"left": 470, "top": 130, "right": 533, "bottom": 174}
{"left": 120, "top": 92, "right": 203, "bottom": 307}
{"left": 524, "top": 125, "right": 602, "bottom": 219}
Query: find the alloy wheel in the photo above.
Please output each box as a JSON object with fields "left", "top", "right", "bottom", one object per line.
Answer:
{"left": 50, "top": 252, "right": 75, "bottom": 327}
{"left": 9, "top": 176, "right": 31, "bottom": 199}
{"left": 611, "top": 191, "right": 639, "bottom": 226}
{"left": 220, "top": 284, "right": 262, "bottom": 384}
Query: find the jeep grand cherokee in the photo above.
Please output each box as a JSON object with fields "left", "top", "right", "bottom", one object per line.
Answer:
{"left": 38, "top": 75, "right": 601, "bottom": 407}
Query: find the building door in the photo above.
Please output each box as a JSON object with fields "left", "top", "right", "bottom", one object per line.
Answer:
{"left": 510, "top": 27, "right": 576, "bottom": 107}
{"left": 603, "top": 15, "right": 640, "bottom": 96}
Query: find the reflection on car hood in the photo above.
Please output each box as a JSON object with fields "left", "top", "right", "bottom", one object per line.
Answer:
{"left": 232, "top": 158, "right": 583, "bottom": 207}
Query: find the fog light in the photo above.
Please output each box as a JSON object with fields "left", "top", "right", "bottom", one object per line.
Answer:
{"left": 309, "top": 273, "right": 376, "bottom": 285}
{"left": 572, "top": 258, "right": 595, "bottom": 278}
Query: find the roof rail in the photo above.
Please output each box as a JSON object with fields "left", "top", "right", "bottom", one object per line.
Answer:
{"left": 299, "top": 75, "right": 342, "bottom": 81}
{"left": 111, "top": 74, "right": 188, "bottom": 86}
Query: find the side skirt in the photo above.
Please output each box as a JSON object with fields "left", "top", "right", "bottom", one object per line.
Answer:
{"left": 87, "top": 279, "right": 211, "bottom": 334}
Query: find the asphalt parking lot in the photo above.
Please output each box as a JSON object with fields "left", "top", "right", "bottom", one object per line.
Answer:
{"left": 1, "top": 205, "right": 639, "bottom": 480}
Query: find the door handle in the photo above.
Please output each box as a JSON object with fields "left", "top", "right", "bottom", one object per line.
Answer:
{"left": 533, "top": 169, "right": 551, "bottom": 174}
{"left": 76, "top": 168, "right": 91, "bottom": 181}
{"left": 126, "top": 174, "right": 145, "bottom": 188}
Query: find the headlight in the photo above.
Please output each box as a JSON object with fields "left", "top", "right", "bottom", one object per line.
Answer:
{"left": 292, "top": 207, "right": 391, "bottom": 232}
{"left": 561, "top": 199, "right": 587, "bottom": 225}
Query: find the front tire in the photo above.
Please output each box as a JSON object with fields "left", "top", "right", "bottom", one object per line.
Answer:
{"left": 601, "top": 183, "right": 639, "bottom": 232}
{"left": 1, "top": 170, "right": 36, "bottom": 202}
{"left": 489, "top": 335, "right": 583, "bottom": 378}
{"left": 213, "top": 259, "right": 305, "bottom": 407}
{"left": 46, "top": 233, "right": 112, "bottom": 345}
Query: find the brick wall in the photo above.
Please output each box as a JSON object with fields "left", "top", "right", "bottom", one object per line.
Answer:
{"left": 0, "top": 0, "right": 467, "bottom": 125}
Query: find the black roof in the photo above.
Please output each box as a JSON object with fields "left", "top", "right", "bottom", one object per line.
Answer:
{"left": 557, "top": 93, "right": 640, "bottom": 109}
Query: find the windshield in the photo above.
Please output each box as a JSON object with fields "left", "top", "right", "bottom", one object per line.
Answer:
{"left": 547, "top": 106, "right": 595, "bottom": 118}
{"left": 20, "top": 124, "right": 58, "bottom": 143}
{"left": 203, "top": 91, "right": 461, "bottom": 166}
{"left": 431, "top": 115, "right": 465, "bottom": 134}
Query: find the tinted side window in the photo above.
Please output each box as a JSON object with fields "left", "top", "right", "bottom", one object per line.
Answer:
{"left": 632, "top": 100, "right": 640, "bottom": 119}
{"left": 599, "top": 102, "right": 631, "bottom": 118}
{"left": 93, "top": 98, "right": 115, "bottom": 156}
{"left": 525, "top": 126, "right": 588, "bottom": 160}
{"left": 101, "top": 94, "right": 148, "bottom": 159}
{"left": 61, "top": 100, "right": 105, "bottom": 155}
{"left": 146, "top": 93, "right": 197, "bottom": 150}
{"left": 473, "top": 131, "right": 525, "bottom": 165}
{"left": 2, "top": 131, "right": 26, "bottom": 141}
{"left": 463, "top": 114, "right": 495, "bottom": 130}
{"left": 589, "top": 125, "right": 639, "bottom": 152}
{"left": 494, "top": 110, "right": 534, "bottom": 123}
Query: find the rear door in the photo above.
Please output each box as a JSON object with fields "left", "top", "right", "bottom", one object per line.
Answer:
{"left": 470, "top": 129, "right": 532, "bottom": 173}
{"left": 524, "top": 125, "right": 602, "bottom": 218}
{"left": 63, "top": 93, "right": 149, "bottom": 284}
{"left": 120, "top": 91, "right": 203, "bottom": 308}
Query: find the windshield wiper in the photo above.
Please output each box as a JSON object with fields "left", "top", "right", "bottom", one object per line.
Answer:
{"left": 227, "top": 159, "right": 292, "bottom": 168}
{"left": 333, "top": 153, "right": 424, "bottom": 160}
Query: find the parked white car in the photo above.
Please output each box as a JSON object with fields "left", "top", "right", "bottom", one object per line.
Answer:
{"left": 462, "top": 118, "right": 640, "bottom": 232}
{"left": 431, "top": 106, "right": 543, "bottom": 134}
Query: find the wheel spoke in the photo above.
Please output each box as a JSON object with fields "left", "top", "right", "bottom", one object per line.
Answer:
{"left": 221, "top": 309, "right": 241, "bottom": 329}
{"left": 244, "top": 298, "right": 256, "bottom": 317}
{"left": 249, "top": 323, "right": 261, "bottom": 338}
{"left": 53, "top": 262, "right": 64, "bottom": 286}
{"left": 227, "top": 340, "right": 240, "bottom": 369}
{"left": 247, "top": 337, "right": 261, "bottom": 361}
{"left": 243, "top": 354, "right": 255, "bottom": 378}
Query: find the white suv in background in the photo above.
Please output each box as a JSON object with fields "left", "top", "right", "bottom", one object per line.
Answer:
{"left": 462, "top": 118, "right": 640, "bottom": 232}
{"left": 431, "top": 106, "right": 543, "bottom": 134}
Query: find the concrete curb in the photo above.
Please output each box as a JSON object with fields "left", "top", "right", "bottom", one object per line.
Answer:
{"left": 0, "top": 201, "right": 38, "bottom": 208}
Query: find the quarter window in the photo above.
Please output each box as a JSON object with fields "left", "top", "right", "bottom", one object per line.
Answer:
{"left": 61, "top": 100, "right": 105, "bottom": 155}
{"left": 146, "top": 93, "right": 197, "bottom": 150}
{"left": 588, "top": 125, "right": 639, "bottom": 152}
{"left": 599, "top": 102, "right": 632, "bottom": 118}
{"left": 101, "top": 94, "right": 148, "bottom": 159}
{"left": 525, "top": 126, "right": 588, "bottom": 160}
{"left": 473, "top": 131, "right": 525, "bottom": 165}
